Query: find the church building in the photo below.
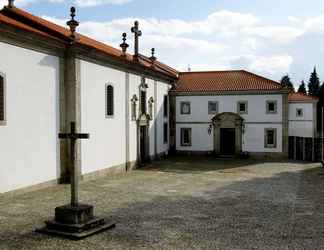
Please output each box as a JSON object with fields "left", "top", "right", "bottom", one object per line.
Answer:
{"left": 0, "top": 1, "right": 318, "bottom": 194}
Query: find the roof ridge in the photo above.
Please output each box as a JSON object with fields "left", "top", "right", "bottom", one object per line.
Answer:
{"left": 179, "top": 70, "right": 244, "bottom": 74}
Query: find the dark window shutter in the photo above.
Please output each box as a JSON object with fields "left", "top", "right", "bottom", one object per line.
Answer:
{"left": 106, "top": 85, "right": 114, "bottom": 116}
{"left": 0, "top": 76, "right": 4, "bottom": 121}
{"left": 163, "top": 95, "right": 168, "bottom": 117}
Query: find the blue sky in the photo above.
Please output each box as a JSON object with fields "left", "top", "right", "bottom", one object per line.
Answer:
{"left": 2, "top": 0, "right": 324, "bottom": 87}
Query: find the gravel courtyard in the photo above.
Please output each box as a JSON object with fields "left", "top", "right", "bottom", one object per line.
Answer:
{"left": 1, "top": 156, "right": 324, "bottom": 249}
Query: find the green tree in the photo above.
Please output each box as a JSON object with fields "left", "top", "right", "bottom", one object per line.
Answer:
{"left": 308, "top": 67, "right": 321, "bottom": 96}
{"left": 297, "top": 80, "right": 307, "bottom": 95}
{"left": 280, "top": 74, "right": 295, "bottom": 91}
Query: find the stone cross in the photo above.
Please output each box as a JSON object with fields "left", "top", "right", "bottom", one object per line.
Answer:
{"left": 8, "top": 0, "right": 14, "bottom": 8}
{"left": 59, "top": 122, "right": 89, "bottom": 207}
{"left": 131, "top": 21, "right": 142, "bottom": 60}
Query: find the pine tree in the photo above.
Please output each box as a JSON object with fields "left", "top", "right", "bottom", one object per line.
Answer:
{"left": 308, "top": 67, "right": 321, "bottom": 96}
{"left": 297, "top": 80, "right": 307, "bottom": 95}
{"left": 280, "top": 74, "right": 295, "bottom": 91}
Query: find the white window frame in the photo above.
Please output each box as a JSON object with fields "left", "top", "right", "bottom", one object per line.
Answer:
{"left": 180, "top": 101, "right": 191, "bottom": 115}
{"left": 296, "top": 108, "right": 303, "bottom": 118}
{"left": 264, "top": 128, "right": 277, "bottom": 148}
{"left": 237, "top": 101, "right": 248, "bottom": 114}
{"left": 181, "top": 128, "right": 192, "bottom": 146}
{"left": 208, "top": 101, "right": 218, "bottom": 115}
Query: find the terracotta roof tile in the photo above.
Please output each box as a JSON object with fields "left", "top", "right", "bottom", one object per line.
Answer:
{"left": 0, "top": 6, "right": 178, "bottom": 79}
{"left": 172, "top": 70, "right": 285, "bottom": 93}
{"left": 288, "top": 92, "right": 319, "bottom": 102}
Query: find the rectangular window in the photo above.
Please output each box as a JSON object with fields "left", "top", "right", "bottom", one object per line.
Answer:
{"left": 208, "top": 101, "right": 218, "bottom": 114}
{"left": 180, "top": 102, "right": 191, "bottom": 115}
{"left": 181, "top": 128, "right": 192, "bottom": 146}
{"left": 163, "top": 122, "right": 168, "bottom": 144}
{"left": 106, "top": 84, "right": 114, "bottom": 117}
{"left": 265, "top": 128, "right": 277, "bottom": 148}
{"left": 0, "top": 75, "right": 4, "bottom": 122}
{"left": 237, "top": 101, "right": 248, "bottom": 114}
{"left": 163, "top": 95, "right": 168, "bottom": 117}
{"left": 266, "top": 100, "right": 277, "bottom": 114}
{"left": 296, "top": 108, "right": 303, "bottom": 117}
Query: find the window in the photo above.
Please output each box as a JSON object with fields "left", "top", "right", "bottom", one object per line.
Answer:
{"left": 148, "top": 97, "right": 154, "bottom": 120}
{"left": 180, "top": 102, "right": 191, "bottom": 115}
{"left": 131, "top": 95, "right": 138, "bottom": 121}
{"left": 265, "top": 128, "right": 277, "bottom": 148}
{"left": 0, "top": 75, "right": 4, "bottom": 123}
{"left": 266, "top": 100, "right": 277, "bottom": 114}
{"left": 208, "top": 101, "right": 218, "bottom": 114}
{"left": 163, "top": 95, "right": 168, "bottom": 117}
{"left": 296, "top": 108, "right": 303, "bottom": 118}
{"left": 140, "top": 90, "right": 147, "bottom": 114}
{"left": 237, "top": 101, "right": 248, "bottom": 114}
{"left": 181, "top": 128, "right": 192, "bottom": 146}
{"left": 106, "top": 84, "right": 114, "bottom": 117}
{"left": 163, "top": 122, "right": 168, "bottom": 144}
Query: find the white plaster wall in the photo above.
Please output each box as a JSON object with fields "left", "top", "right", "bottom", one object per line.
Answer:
{"left": 0, "top": 42, "right": 60, "bottom": 193}
{"left": 176, "top": 95, "right": 283, "bottom": 123}
{"left": 146, "top": 78, "right": 155, "bottom": 157}
{"left": 176, "top": 124, "right": 213, "bottom": 151}
{"left": 175, "top": 95, "right": 284, "bottom": 153}
{"left": 289, "top": 102, "right": 315, "bottom": 137}
{"left": 80, "top": 60, "right": 126, "bottom": 174}
{"left": 156, "top": 81, "right": 170, "bottom": 154}
{"left": 243, "top": 124, "right": 283, "bottom": 152}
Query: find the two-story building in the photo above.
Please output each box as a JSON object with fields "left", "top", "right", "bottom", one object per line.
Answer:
{"left": 170, "top": 70, "right": 318, "bottom": 158}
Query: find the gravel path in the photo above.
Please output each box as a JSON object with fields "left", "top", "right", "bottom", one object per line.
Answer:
{"left": 0, "top": 156, "right": 323, "bottom": 249}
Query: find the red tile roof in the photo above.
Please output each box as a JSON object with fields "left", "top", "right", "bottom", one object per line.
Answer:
{"left": 172, "top": 70, "right": 286, "bottom": 93}
{"left": 288, "top": 92, "right": 319, "bottom": 102}
{"left": 0, "top": 6, "right": 178, "bottom": 79}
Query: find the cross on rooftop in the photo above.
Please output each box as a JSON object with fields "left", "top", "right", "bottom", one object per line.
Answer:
{"left": 131, "top": 21, "right": 142, "bottom": 60}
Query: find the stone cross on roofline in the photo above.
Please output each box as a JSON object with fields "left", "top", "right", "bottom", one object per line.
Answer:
{"left": 131, "top": 21, "right": 142, "bottom": 61}
{"left": 8, "top": 0, "right": 14, "bottom": 8}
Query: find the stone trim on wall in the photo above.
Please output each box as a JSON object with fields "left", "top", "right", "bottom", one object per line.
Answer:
{"left": 0, "top": 71, "right": 7, "bottom": 126}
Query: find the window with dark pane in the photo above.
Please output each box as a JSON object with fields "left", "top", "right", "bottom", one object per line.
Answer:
{"left": 0, "top": 76, "right": 4, "bottom": 121}
{"left": 265, "top": 128, "right": 276, "bottom": 148}
{"left": 141, "top": 90, "right": 146, "bottom": 114}
{"left": 106, "top": 85, "right": 114, "bottom": 116}
{"left": 163, "top": 95, "right": 168, "bottom": 117}
{"left": 208, "top": 101, "right": 218, "bottom": 114}
{"left": 181, "top": 128, "right": 191, "bottom": 146}
{"left": 163, "top": 122, "right": 168, "bottom": 144}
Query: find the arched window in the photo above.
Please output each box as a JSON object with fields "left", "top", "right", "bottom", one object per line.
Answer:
{"left": 106, "top": 84, "right": 114, "bottom": 117}
{"left": 0, "top": 75, "right": 4, "bottom": 123}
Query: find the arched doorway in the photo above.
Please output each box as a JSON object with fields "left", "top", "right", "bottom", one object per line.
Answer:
{"left": 212, "top": 112, "right": 244, "bottom": 156}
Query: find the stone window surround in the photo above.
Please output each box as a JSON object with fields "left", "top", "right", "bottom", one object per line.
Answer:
{"left": 296, "top": 108, "right": 303, "bottom": 118}
{"left": 105, "top": 83, "right": 114, "bottom": 118}
{"left": 0, "top": 72, "right": 6, "bottom": 126}
{"left": 266, "top": 100, "right": 278, "bottom": 114}
{"left": 180, "top": 127, "right": 192, "bottom": 146}
{"left": 180, "top": 101, "right": 191, "bottom": 115}
{"left": 237, "top": 101, "right": 248, "bottom": 114}
{"left": 208, "top": 101, "right": 219, "bottom": 115}
{"left": 264, "top": 128, "right": 277, "bottom": 148}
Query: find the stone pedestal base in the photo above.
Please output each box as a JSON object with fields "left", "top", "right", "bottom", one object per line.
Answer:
{"left": 36, "top": 204, "right": 115, "bottom": 240}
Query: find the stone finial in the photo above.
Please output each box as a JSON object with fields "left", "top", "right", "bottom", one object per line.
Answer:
{"left": 66, "top": 6, "right": 79, "bottom": 43}
{"left": 150, "top": 48, "right": 157, "bottom": 63}
{"left": 120, "top": 33, "right": 129, "bottom": 56}
{"left": 8, "top": 0, "right": 14, "bottom": 8}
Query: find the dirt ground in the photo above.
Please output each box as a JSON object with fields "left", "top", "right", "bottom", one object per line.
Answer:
{"left": 0, "top": 156, "right": 324, "bottom": 249}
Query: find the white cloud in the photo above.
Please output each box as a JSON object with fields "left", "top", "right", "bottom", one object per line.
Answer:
{"left": 73, "top": 0, "right": 132, "bottom": 7}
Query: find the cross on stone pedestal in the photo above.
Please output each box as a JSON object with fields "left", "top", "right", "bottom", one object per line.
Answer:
{"left": 36, "top": 122, "right": 115, "bottom": 239}
{"left": 59, "top": 122, "right": 89, "bottom": 207}
{"left": 131, "top": 21, "right": 142, "bottom": 60}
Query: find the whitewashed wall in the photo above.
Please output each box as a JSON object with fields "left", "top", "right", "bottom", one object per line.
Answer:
{"left": 0, "top": 42, "right": 60, "bottom": 193}
{"left": 289, "top": 102, "right": 315, "bottom": 137}
{"left": 175, "top": 94, "right": 283, "bottom": 153}
{"left": 80, "top": 60, "right": 126, "bottom": 174}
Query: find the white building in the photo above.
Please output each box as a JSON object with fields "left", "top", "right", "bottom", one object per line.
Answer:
{"left": 0, "top": 4, "right": 177, "bottom": 194}
{"left": 169, "top": 71, "right": 318, "bottom": 157}
{"left": 0, "top": 3, "right": 318, "bottom": 194}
